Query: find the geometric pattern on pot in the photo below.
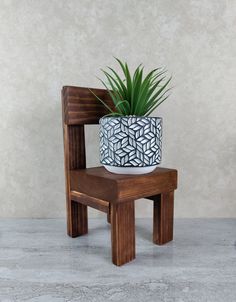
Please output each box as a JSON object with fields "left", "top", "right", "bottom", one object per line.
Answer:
{"left": 100, "top": 116, "right": 162, "bottom": 167}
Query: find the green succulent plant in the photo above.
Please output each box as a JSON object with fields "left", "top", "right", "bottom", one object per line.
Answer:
{"left": 90, "top": 58, "right": 172, "bottom": 116}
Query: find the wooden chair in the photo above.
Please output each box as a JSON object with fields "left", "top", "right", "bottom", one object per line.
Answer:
{"left": 62, "top": 86, "right": 178, "bottom": 266}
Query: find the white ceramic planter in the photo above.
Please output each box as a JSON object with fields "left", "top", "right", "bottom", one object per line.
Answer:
{"left": 99, "top": 116, "right": 162, "bottom": 175}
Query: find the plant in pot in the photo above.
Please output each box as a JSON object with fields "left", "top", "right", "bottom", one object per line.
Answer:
{"left": 91, "top": 58, "right": 172, "bottom": 175}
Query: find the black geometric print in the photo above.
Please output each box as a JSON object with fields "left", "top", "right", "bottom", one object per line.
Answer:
{"left": 100, "top": 116, "right": 162, "bottom": 167}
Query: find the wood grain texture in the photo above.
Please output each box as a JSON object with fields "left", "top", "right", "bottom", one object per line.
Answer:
{"left": 69, "top": 200, "right": 88, "bottom": 238}
{"left": 62, "top": 86, "right": 115, "bottom": 125}
{"left": 62, "top": 90, "right": 88, "bottom": 237}
{"left": 153, "top": 192, "right": 174, "bottom": 245}
{"left": 70, "top": 191, "right": 109, "bottom": 213}
{"left": 111, "top": 200, "right": 135, "bottom": 266}
{"left": 70, "top": 166, "right": 177, "bottom": 203}
{"left": 68, "top": 125, "right": 86, "bottom": 170}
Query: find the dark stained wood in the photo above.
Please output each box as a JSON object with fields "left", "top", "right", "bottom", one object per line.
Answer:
{"left": 68, "top": 125, "right": 86, "bottom": 170}
{"left": 70, "top": 191, "right": 109, "bottom": 213}
{"left": 152, "top": 192, "right": 174, "bottom": 245}
{"left": 62, "top": 91, "right": 88, "bottom": 237}
{"left": 62, "top": 86, "right": 115, "bottom": 125}
{"left": 70, "top": 168, "right": 117, "bottom": 202}
{"left": 69, "top": 200, "right": 88, "bottom": 238}
{"left": 111, "top": 200, "right": 135, "bottom": 266}
{"left": 70, "top": 167, "right": 177, "bottom": 203}
{"left": 62, "top": 86, "right": 178, "bottom": 265}
{"left": 107, "top": 208, "right": 111, "bottom": 223}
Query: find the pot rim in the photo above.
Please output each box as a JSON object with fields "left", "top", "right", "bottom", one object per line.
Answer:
{"left": 100, "top": 115, "right": 162, "bottom": 122}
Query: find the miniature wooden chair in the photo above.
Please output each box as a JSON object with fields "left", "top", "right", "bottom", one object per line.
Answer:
{"left": 62, "top": 86, "right": 178, "bottom": 266}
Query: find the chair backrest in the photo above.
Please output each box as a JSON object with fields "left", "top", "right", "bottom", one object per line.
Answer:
{"left": 62, "top": 86, "right": 114, "bottom": 172}
{"left": 62, "top": 86, "right": 114, "bottom": 125}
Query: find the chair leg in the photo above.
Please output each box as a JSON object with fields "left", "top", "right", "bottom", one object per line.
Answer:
{"left": 111, "top": 200, "right": 135, "bottom": 266}
{"left": 67, "top": 199, "right": 88, "bottom": 238}
{"left": 153, "top": 192, "right": 174, "bottom": 245}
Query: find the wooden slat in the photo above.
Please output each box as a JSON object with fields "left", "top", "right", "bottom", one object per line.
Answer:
{"left": 70, "top": 191, "right": 109, "bottom": 213}
{"left": 62, "top": 86, "right": 115, "bottom": 125}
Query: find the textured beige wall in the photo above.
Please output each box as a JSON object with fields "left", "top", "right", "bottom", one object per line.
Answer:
{"left": 0, "top": 0, "right": 235, "bottom": 218}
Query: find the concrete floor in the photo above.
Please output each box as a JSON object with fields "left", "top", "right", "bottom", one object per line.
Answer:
{"left": 0, "top": 218, "right": 235, "bottom": 302}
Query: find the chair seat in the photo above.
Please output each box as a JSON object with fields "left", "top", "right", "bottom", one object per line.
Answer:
{"left": 70, "top": 166, "right": 177, "bottom": 203}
